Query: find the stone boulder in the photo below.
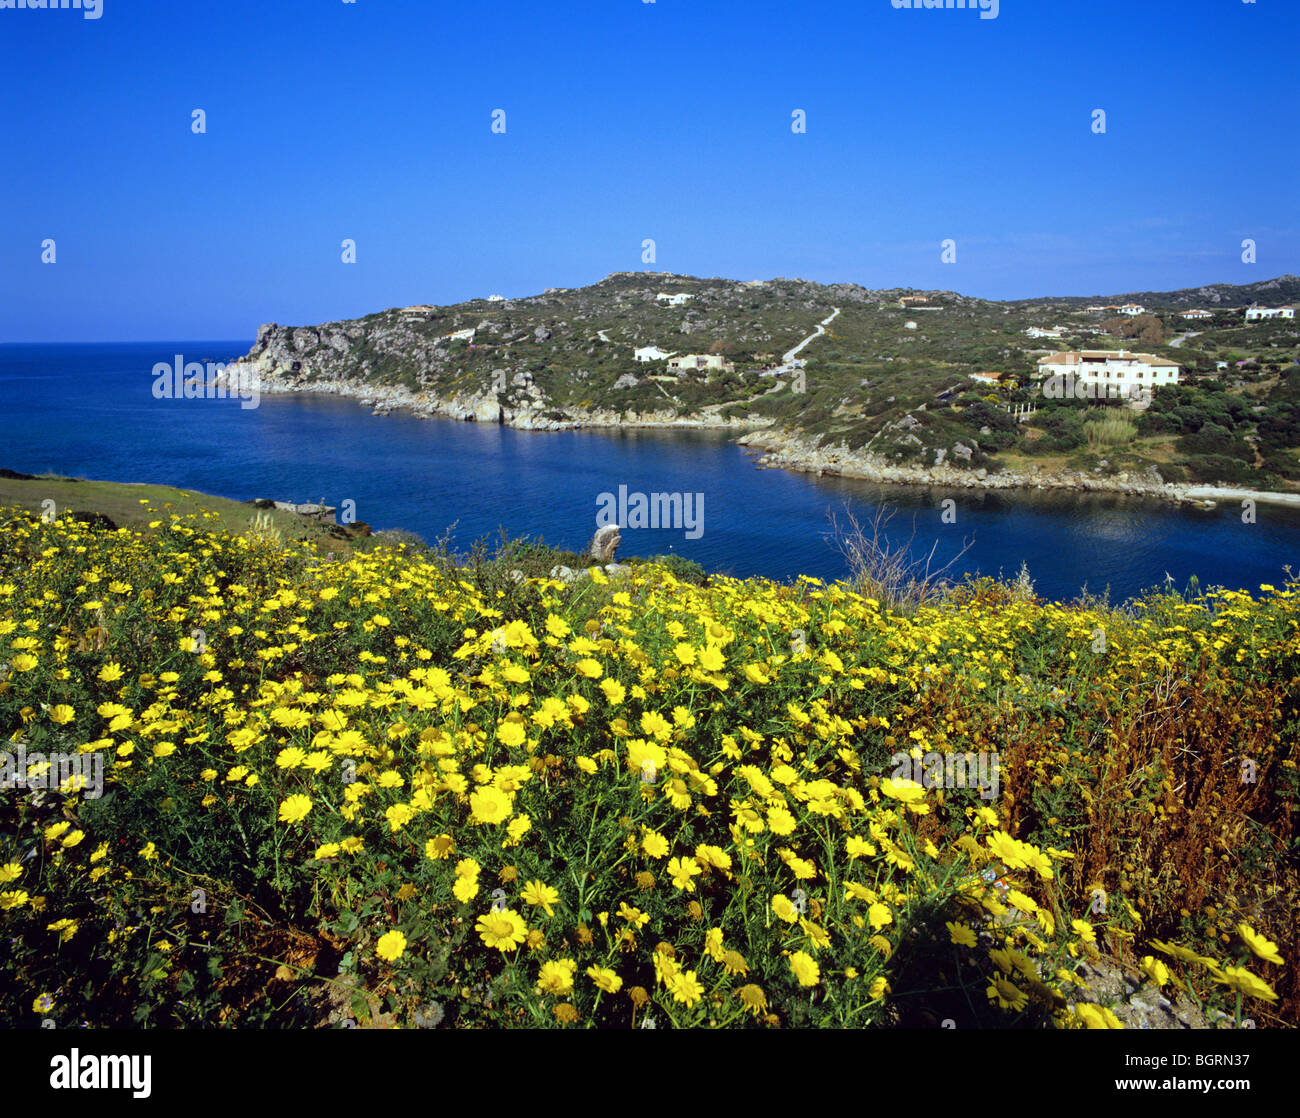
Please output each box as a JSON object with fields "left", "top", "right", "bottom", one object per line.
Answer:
{"left": 589, "top": 524, "right": 622, "bottom": 562}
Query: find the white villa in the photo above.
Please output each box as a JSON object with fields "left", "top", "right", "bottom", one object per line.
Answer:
{"left": 1118, "top": 303, "right": 1146, "bottom": 316}
{"left": 487, "top": 294, "right": 506, "bottom": 302}
{"left": 1180, "top": 308, "right": 1214, "bottom": 320}
{"left": 1036, "top": 349, "right": 1180, "bottom": 401}
{"left": 442, "top": 328, "right": 476, "bottom": 342}
{"left": 1024, "top": 326, "right": 1066, "bottom": 339}
{"left": 904, "top": 320, "right": 918, "bottom": 330}
{"left": 634, "top": 345, "right": 677, "bottom": 363}
{"left": 656, "top": 292, "right": 694, "bottom": 306}
{"left": 667, "top": 353, "right": 732, "bottom": 373}
{"left": 1245, "top": 304, "right": 1296, "bottom": 321}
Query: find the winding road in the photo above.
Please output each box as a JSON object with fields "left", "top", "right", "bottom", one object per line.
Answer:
{"left": 780, "top": 307, "right": 841, "bottom": 368}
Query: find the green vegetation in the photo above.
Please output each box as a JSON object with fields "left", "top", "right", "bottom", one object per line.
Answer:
{"left": 1084, "top": 414, "right": 1138, "bottom": 451}
{"left": 241, "top": 272, "right": 1300, "bottom": 491}
{"left": 2, "top": 505, "right": 1296, "bottom": 1029}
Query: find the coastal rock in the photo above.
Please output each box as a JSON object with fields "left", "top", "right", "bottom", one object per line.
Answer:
{"left": 589, "top": 525, "right": 622, "bottom": 562}
{"left": 272, "top": 501, "right": 335, "bottom": 518}
{"left": 474, "top": 398, "right": 502, "bottom": 424}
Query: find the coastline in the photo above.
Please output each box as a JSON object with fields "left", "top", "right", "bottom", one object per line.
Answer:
{"left": 219, "top": 364, "right": 1300, "bottom": 510}
{"left": 734, "top": 430, "right": 1300, "bottom": 509}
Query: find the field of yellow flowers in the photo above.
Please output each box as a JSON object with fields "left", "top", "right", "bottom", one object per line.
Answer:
{"left": 1, "top": 503, "right": 1295, "bottom": 1028}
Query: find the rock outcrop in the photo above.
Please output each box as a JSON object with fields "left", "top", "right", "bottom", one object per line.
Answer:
{"left": 588, "top": 525, "right": 621, "bottom": 562}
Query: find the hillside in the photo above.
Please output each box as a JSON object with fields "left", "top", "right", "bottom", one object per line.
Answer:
{"left": 224, "top": 272, "right": 1300, "bottom": 492}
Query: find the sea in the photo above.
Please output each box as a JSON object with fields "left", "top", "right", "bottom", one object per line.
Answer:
{"left": 2, "top": 341, "right": 1298, "bottom": 604}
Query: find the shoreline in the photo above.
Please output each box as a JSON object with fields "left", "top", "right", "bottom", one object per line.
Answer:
{"left": 734, "top": 430, "right": 1300, "bottom": 509}
{"left": 219, "top": 365, "right": 1300, "bottom": 510}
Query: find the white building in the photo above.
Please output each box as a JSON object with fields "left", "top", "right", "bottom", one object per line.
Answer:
{"left": 904, "top": 320, "right": 918, "bottom": 330}
{"left": 487, "top": 294, "right": 505, "bottom": 302}
{"left": 1245, "top": 304, "right": 1296, "bottom": 321}
{"left": 1036, "top": 349, "right": 1180, "bottom": 401}
{"left": 634, "top": 345, "right": 677, "bottom": 363}
{"left": 442, "top": 328, "right": 476, "bottom": 342}
{"left": 1118, "top": 303, "right": 1146, "bottom": 316}
{"left": 1024, "top": 326, "right": 1065, "bottom": 339}
{"left": 667, "top": 353, "right": 732, "bottom": 373}
{"left": 656, "top": 292, "right": 693, "bottom": 306}
{"left": 1180, "top": 309, "right": 1213, "bottom": 320}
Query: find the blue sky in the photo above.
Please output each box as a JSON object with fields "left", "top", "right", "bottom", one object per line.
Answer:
{"left": 1, "top": 0, "right": 1296, "bottom": 341}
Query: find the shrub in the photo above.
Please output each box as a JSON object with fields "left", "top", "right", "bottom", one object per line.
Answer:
{"left": 1083, "top": 414, "right": 1137, "bottom": 450}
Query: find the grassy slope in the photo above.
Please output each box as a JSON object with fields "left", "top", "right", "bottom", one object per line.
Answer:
{"left": 0, "top": 474, "right": 349, "bottom": 552}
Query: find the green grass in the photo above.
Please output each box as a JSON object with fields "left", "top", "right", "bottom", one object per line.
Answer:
{"left": 0, "top": 473, "right": 348, "bottom": 551}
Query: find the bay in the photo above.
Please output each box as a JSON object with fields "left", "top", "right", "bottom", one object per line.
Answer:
{"left": 2, "top": 341, "right": 1297, "bottom": 603}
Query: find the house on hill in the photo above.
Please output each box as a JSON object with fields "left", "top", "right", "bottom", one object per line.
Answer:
{"left": 656, "top": 292, "right": 693, "bottom": 306}
{"left": 1118, "top": 303, "right": 1146, "bottom": 316}
{"left": 1245, "top": 304, "right": 1296, "bottom": 321}
{"left": 1036, "top": 349, "right": 1180, "bottom": 405}
{"left": 668, "top": 353, "right": 733, "bottom": 374}
{"left": 1180, "top": 309, "right": 1213, "bottom": 320}
{"left": 634, "top": 345, "right": 677, "bottom": 363}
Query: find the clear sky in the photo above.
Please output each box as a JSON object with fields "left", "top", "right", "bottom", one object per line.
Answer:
{"left": 2, "top": 0, "right": 1296, "bottom": 341}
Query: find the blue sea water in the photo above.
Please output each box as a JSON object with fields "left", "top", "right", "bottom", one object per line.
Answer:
{"left": 2, "top": 341, "right": 1298, "bottom": 603}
